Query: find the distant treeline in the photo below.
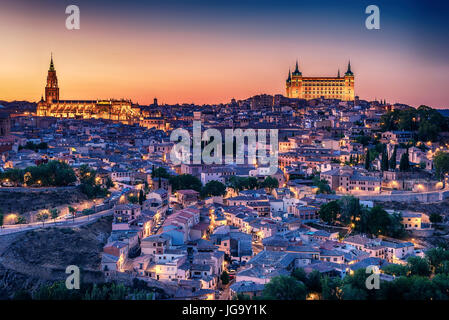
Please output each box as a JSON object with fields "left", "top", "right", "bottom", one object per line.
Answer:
{"left": 380, "top": 105, "right": 449, "bottom": 142}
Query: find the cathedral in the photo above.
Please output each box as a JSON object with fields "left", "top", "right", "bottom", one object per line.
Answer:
{"left": 36, "top": 55, "right": 141, "bottom": 124}
{"left": 285, "top": 60, "right": 355, "bottom": 101}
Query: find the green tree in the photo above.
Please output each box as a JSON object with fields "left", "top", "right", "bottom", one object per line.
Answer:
{"left": 152, "top": 167, "right": 170, "bottom": 179}
{"left": 4, "top": 168, "right": 24, "bottom": 185}
{"left": 399, "top": 152, "right": 410, "bottom": 172}
{"left": 36, "top": 212, "right": 49, "bottom": 227}
{"left": 291, "top": 268, "right": 307, "bottom": 283}
{"left": 341, "top": 268, "right": 390, "bottom": 300}
{"left": 305, "top": 270, "right": 322, "bottom": 294}
{"left": 403, "top": 276, "right": 434, "bottom": 300}
{"left": 407, "top": 256, "right": 431, "bottom": 277}
{"left": 426, "top": 247, "right": 449, "bottom": 272}
{"left": 415, "top": 105, "right": 446, "bottom": 142}
{"left": 201, "top": 180, "right": 227, "bottom": 198}
{"left": 389, "top": 145, "right": 397, "bottom": 170}
{"left": 33, "top": 281, "right": 81, "bottom": 300}
{"left": 380, "top": 110, "right": 400, "bottom": 131}
{"left": 381, "top": 146, "right": 389, "bottom": 171}
{"left": 247, "top": 177, "right": 259, "bottom": 190}
{"left": 398, "top": 108, "right": 417, "bottom": 132}
{"left": 340, "top": 269, "right": 370, "bottom": 300}
{"left": 262, "top": 276, "right": 307, "bottom": 300}
{"left": 318, "top": 201, "right": 340, "bottom": 224}
{"left": 313, "top": 176, "right": 332, "bottom": 194}
{"left": 385, "top": 211, "right": 406, "bottom": 238}
{"left": 227, "top": 176, "right": 241, "bottom": 192}
{"left": 355, "top": 135, "right": 371, "bottom": 146}
{"left": 19, "top": 141, "right": 48, "bottom": 152}
{"left": 105, "top": 177, "right": 114, "bottom": 189}
{"left": 169, "top": 174, "right": 202, "bottom": 192}
{"left": 364, "top": 149, "right": 371, "bottom": 170}
{"left": 85, "top": 284, "right": 108, "bottom": 300}
{"left": 430, "top": 212, "right": 443, "bottom": 224}
{"left": 16, "top": 216, "right": 27, "bottom": 224}
{"left": 321, "top": 276, "right": 342, "bottom": 300}
{"left": 220, "top": 271, "right": 230, "bottom": 285}
{"left": 338, "top": 196, "right": 363, "bottom": 225}
{"left": 0, "top": 161, "right": 77, "bottom": 187}
{"left": 432, "top": 273, "right": 449, "bottom": 299}
{"left": 341, "top": 284, "right": 368, "bottom": 300}
{"left": 108, "top": 283, "right": 128, "bottom": 300}
{"left": 380, "top": 106, "right": 448, "bottom": 142}
{"left": 418, "top": 121, "right": 439, "bottom": 142}
{"left": 357, "top": 206, "right": 391, "bottom": 236}
{"left": 260, "top": 176, "right": 279, "bottom": 191}
{"left": 30, "top": 161, "right": 76, "bottom": 186}
{"left": 434, "top": 151, "right": 449, "bottom": 185}
{"left": 50, "top": 208, "right": 59, "bottom": 225}
{"left": 79, "top": 165, "right": 108, "bottom": 199}
{"left": 435, "top": 259, "right": 449, "bottom": 275}
{"left": 128, "top": 195, "right": 139, "bottom": 204}
{"left": 68, "top": 206, "right": 76, "bottom": 224}
{"left": 228, "top": 176, "right": 259, "bottom": 191}
{"left": 138, "top": 189, "right": 145, "bottom": 206}
{"left": 382, "top": 263, "right": 408, "bottom": 277}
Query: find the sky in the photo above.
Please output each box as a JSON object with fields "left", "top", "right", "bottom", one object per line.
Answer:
{"left": 0, "top": 0, "right": 448, "bottom": 108}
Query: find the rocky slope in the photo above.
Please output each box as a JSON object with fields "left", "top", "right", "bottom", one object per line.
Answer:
{"left": 0, "top": 216, "right": 112, "bottom": 298}
{"left": 0, "top": 186, "right": 88, "bottom": 214}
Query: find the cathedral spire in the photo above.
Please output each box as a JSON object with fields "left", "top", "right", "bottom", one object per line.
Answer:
{"left": 292, "top": 59, "right": 302, "bottom": 76}
{"left": 49, "top": 53, "right": 55, "bottom": 72}
{"left": 287, "top": 69, "right": 291, "bottom": 82}
{"left": 345, "top": 60, "right": 353, "bottom": 75}
{"left": 45, "top": 53, "right": 59, "bottom": 103}
{"left": 338, "top": 69, "right": 340, "bottom": 78}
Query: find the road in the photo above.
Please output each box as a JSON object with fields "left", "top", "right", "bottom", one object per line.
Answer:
{"left": 0, "top": 209, "right": 113, "bottom": 236}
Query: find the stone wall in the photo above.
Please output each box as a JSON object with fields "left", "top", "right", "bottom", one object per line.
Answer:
{"left": 357, "top": 190, "right": 449, "bottom": 203}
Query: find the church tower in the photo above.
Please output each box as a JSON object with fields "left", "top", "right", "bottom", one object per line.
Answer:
{"left": 45, "top": 54, "right": 59, "bottom": 103}
{"left": 343, "top": 60, "right": 355, "bottom": 101}
{"left": 286, "top": 60, "right": 303, "bottom": 98}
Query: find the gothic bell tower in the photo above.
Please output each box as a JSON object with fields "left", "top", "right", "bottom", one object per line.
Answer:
{"left": 45, "top": 54, "right": 59, "bottom": 103}
{"left": 344, "top": 60, "right": 355, "bottom": 101}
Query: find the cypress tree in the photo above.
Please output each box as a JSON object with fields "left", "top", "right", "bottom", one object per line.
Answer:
{"left": 365, "top": 149, "right": 371, "bottom": 170}
{"left": 389, "top": 145, "right": 397, "bottom": 170}
{"left": 381, "top": 147, "right": 389, "bottom": 171}
{"left": 399, "top": 152, "right": 410, "bottom": 172}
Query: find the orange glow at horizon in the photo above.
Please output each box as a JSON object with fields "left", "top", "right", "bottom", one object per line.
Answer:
{"left": 1, "top": 4, "right": 449, "bottom": 108}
